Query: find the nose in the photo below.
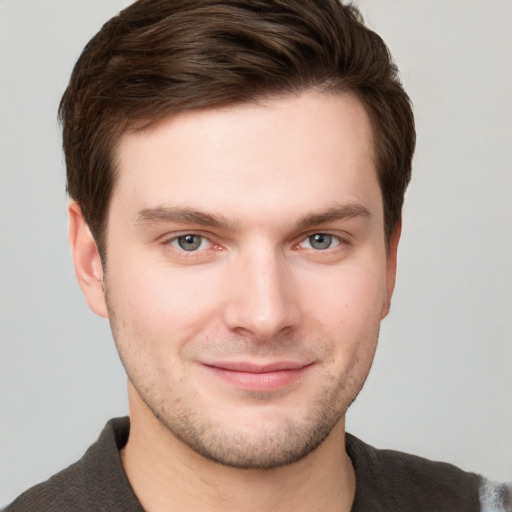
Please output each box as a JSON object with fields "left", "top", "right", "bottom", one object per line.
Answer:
{"left": 222, "top": 247, "right": 300, "bottom": 340}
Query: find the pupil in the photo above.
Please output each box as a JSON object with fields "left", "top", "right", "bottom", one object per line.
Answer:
{"left": 311, "top": 233, "right": 331, "bottom": 250}
{"left": 178, "top": 235, "right": 201, "bottom": 251}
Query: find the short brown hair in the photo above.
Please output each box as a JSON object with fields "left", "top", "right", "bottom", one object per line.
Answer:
{"left": 59, "top": 0, "right": 415, "bottom": 256}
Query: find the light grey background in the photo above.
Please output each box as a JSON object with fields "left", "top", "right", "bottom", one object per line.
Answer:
{"left": 1, "top": 0, "right": 511, "bottom": 505}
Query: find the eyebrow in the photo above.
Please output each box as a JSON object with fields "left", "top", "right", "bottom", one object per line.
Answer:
{"left": 135, "top": 202, "right": 371, "bottom": 231}
{"left": 135, "top": 206, "right": 236, "bottom": 230}
{"left": 296, "top": 203, "right": 371, "bottom": 230}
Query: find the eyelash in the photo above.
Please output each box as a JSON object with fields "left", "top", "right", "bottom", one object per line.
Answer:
{"left": 162, "top": 232, "right": 218, "bottom": 254}
{"left": 170, "top": 234, "right": 212, "bottom": 251}
{"left": 162, "top": 231, "right": 348, "bottom": 254}
{"left": 296, "top": 233, "right": 342, "bottom": 251}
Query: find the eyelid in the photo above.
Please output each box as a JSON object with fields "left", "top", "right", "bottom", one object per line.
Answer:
{"left": 160, "top": 230, "right": 220, "bottom": 250}
{"left": 157, "top": 229, "right": 352, "bottom": 253}
{"left": 294, "top": 229, "right": 352, "bottom": 247}
{"left": 296, "top": 233, "right": 341, "bottom": 250}
{"left": 171, "top": 234, "right": 211, "bottom": 251}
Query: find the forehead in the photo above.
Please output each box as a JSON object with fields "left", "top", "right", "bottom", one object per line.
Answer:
{"left": 112, "top": 91, "right": 380, "bottom": 226}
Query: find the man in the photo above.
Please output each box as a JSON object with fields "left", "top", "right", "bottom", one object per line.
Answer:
{"left": 5, "top": 0, "right": 511, "bottom": 511}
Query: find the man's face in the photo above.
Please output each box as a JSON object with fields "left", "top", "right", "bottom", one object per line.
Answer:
{"left": 81, "top": 91, "right": 398, "bottom": 469}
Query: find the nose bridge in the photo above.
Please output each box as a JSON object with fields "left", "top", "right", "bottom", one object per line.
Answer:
{"left": 223, "top": 243, "right": 299, "bottom": 338}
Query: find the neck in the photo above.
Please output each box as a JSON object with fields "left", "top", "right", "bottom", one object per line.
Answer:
{"left": 121, "top": 393, "right": 355, "bottom": 512}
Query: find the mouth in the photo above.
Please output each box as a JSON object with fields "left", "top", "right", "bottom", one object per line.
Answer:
{"left": 201, "top": 360, "right": 314, "bottom": 392}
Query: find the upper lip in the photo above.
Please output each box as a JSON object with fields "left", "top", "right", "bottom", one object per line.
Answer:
{"left": 203, "top": 361, "right": 313, "bottom": 373}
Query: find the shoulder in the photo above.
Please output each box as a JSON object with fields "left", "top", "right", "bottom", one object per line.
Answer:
{"left": 3, "top": 458, "right": 91, "bottom": 512}
{"left": 4, "top": 417, "right": 142, "bottom": 512}
{"left": 346, "top": 433, "right": 512, "bottom": 512}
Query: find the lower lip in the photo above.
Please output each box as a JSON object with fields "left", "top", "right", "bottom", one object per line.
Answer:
{"left": 204, "top": 365, "right": 311, "bottom": 392}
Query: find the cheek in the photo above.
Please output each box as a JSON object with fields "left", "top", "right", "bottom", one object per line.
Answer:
{"left": 300, "top": 260, "right": 387, "bottom": 328}
{"left": 297, "top": 258, "right": 385, "bottom": 375}
{"left": 106, "top": 258, "right": 224, "bottom": 341}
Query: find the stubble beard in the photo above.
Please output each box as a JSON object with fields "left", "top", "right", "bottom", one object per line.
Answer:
{"left": 131, "top": 372, "right": 358, "bottom": 470}
{"left": 123, "top": 353, "right": 372, "bottom": 470}
{"left": 106, "top": 293, "right": 378, "bottom": 470}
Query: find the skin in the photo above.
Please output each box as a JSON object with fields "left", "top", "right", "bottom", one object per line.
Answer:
{"left": 69, "top": 90, "right": 400, "bottom": 512}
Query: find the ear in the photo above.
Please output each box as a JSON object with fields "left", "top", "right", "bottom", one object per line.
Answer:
{"left": 381, "top": 221, "right": 401, "bottom": 319}
{"left": 68, "top": 200, "right": 108, "bottom": 318}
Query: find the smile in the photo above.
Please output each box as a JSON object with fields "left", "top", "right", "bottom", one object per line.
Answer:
{"left": 201, "top": 361, "right": 314, "bottom": 392}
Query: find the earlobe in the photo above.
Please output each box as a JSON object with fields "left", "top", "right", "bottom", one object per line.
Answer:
{"left": 381, "top": 222, "right": 402, "bottom": 319}
{"left": 68, "top": 201, "right": 108, "bottom": 318}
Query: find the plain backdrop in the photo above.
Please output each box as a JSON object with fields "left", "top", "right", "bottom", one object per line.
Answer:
{"left": 1, "top": 0, "right": 511, "bottom": 505}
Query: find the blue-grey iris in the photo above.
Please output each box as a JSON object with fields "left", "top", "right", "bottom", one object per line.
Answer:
{"left": 309, "top": 233, "right": 333, "bottom": 250}
{"left": 177, "top": 235, "right": 202, "bottom": 251}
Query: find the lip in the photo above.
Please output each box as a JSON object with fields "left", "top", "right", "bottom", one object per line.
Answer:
{"left": 202, "top": 361, "right": 314, "bottom": 391}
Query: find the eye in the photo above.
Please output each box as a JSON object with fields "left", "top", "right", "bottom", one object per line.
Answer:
{"left": 300, "top": 233, "right": 340, "bottom": 250}
{"left": 171, "top": 234, "right": 211, "bottom": 251}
